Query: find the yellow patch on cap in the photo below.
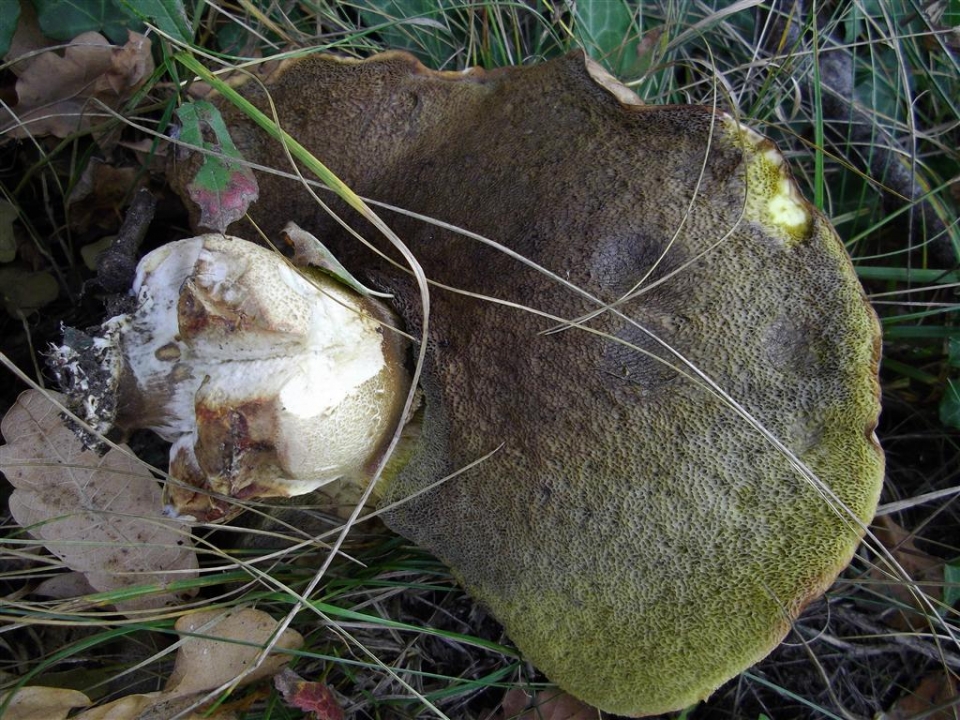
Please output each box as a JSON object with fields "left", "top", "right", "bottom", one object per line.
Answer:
{"left": 725, "top": 117, "right": 813, "bottom": 244}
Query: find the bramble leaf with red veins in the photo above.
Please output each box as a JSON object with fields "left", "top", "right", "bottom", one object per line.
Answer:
{"left": 176, "top": 100, "right": 258, "bottom": 232}
{"left": 274, "top": 669, "right": 344, "bottom": 720}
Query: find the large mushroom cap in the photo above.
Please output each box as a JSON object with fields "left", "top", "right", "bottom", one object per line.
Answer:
{"left": 172, "top": 51, "right": 884, "bottom": 716}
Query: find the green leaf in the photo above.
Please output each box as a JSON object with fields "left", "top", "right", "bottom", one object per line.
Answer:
{"left": 33, "top": 0, "right": 140, "bottom": 43}
{"left": 0, "top": 267, "right": 59, "bottom": 317}
{"left": 945, "top": 560, "right": 960, "bottom": 609}
{"left": 946, "top": 0, "right": 960, "bottom": 25}
{"left": 856, "top": 266, "right": 960, "bottom": 283}
{"left": 948, "top": 337, "right": 960, "bottom": 369}
{"left": 358, "top": 0, "right": 454, "bottom": 62}
{"left": 571, "top": 0, "right": 642, "bottom": 78}
{"left": 0, "top": 1, "right": 20, "bottom": 57}
{"left": 175, "top": 100, "right": 259, "bottom": 233}
{"left": 940, "top": 378, "right": 960, "bottom": 430}
{"left": 883, "top": 326, "right": 959, "bottom": 340}
{"left": 119, "top": 0, "right": 192, "bottom": 44}
{"left": 214, "top": 21, "right": 247, "bottom": 55}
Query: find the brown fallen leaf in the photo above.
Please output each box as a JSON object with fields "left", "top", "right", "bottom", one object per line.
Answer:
{"left": 66, "top": 160, "right": 143, "bottom": 233}
{"left": 869, "top": 515, "right": 945, "bottom": 630}
{"left": 72, "top": 693, "right": 159, "bottom": 720}
{"left": 0, "top": 389, "right": 198, "bottom": 614}
{"left": 2, "top": 1, "right": 53, "bottom": 73}
{"left": 0, "top": 686, "right": 91, "bottom": 720}
{"left": 33, "top": 570, "right": 97, "bottom": 600}
{"left": 117, "top": 137, "right": 169, "bottom": 172}
{"left": 500, "top": 688, "right": 599, "bottom": 720}
{"left": 73, "top": 693, "right": 237, "bottom": 720}
{"left": 0, "top": 690, "right": 236, "bottom": 720}
{"left": 883, "top": 671, "right": 959, "bottom": 720}
{"left": 166, "top": 608, "right": 305, "bottom": 696}
{"left": 185, "top": 56, "right": 285, "bottom": 100}
{"left": 0, "top": 30, "right": 153, "bottom": 142}
{"left": 3, "top": 607, "right": 300, "bottom": 720}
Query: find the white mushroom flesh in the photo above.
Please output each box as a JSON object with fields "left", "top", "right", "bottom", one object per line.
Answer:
{"left": 54, "top": 234, "right": 409, "bottom": 520}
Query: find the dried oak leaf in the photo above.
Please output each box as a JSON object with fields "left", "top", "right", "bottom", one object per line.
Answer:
{"left": 73, "top": 693, "right": 237, "bottom": 720}
{"left": 166, "top": 608, "right": 304, "bottom": 696}
{"left": 0, "top": 30, "right": 153, "bottom": 141}
{"left": 0, "top": 686, "right": 91, "bottom": 720}
{"left": 0, "top": 689, "right": 233, "bottom": 720}
{"left": 75, "top": 608, "right": 300, "bottom": 718}
{"left": 1, "top": 607, "right": 293, "bottom": 720}
{"left": 2, "top": 0, "right": 52, "bottom": 70}
{"left": 0, "top": 609, "right": 295, "bottom": 720}
{"left": 33, "top": 570, "right": 97, "bottom": 600}
{"left": 0, "top": 389, "right": 198, "bottom": 614}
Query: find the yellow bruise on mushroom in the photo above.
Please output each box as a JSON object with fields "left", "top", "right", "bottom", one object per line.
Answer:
{"left": 159, "top": 51, "right": 884, "bottom": 717}
{"left": 723, "top": 116, "right": 813, "bottom": 245}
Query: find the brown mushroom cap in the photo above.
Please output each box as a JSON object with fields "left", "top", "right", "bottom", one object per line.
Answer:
{"left": 171, "top": 51, "right": 884, "bottom": 716}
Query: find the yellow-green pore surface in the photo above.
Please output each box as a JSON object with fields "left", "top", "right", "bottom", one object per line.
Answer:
{"left": 191, "top": 51, "right": 884, "bottom": 716}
